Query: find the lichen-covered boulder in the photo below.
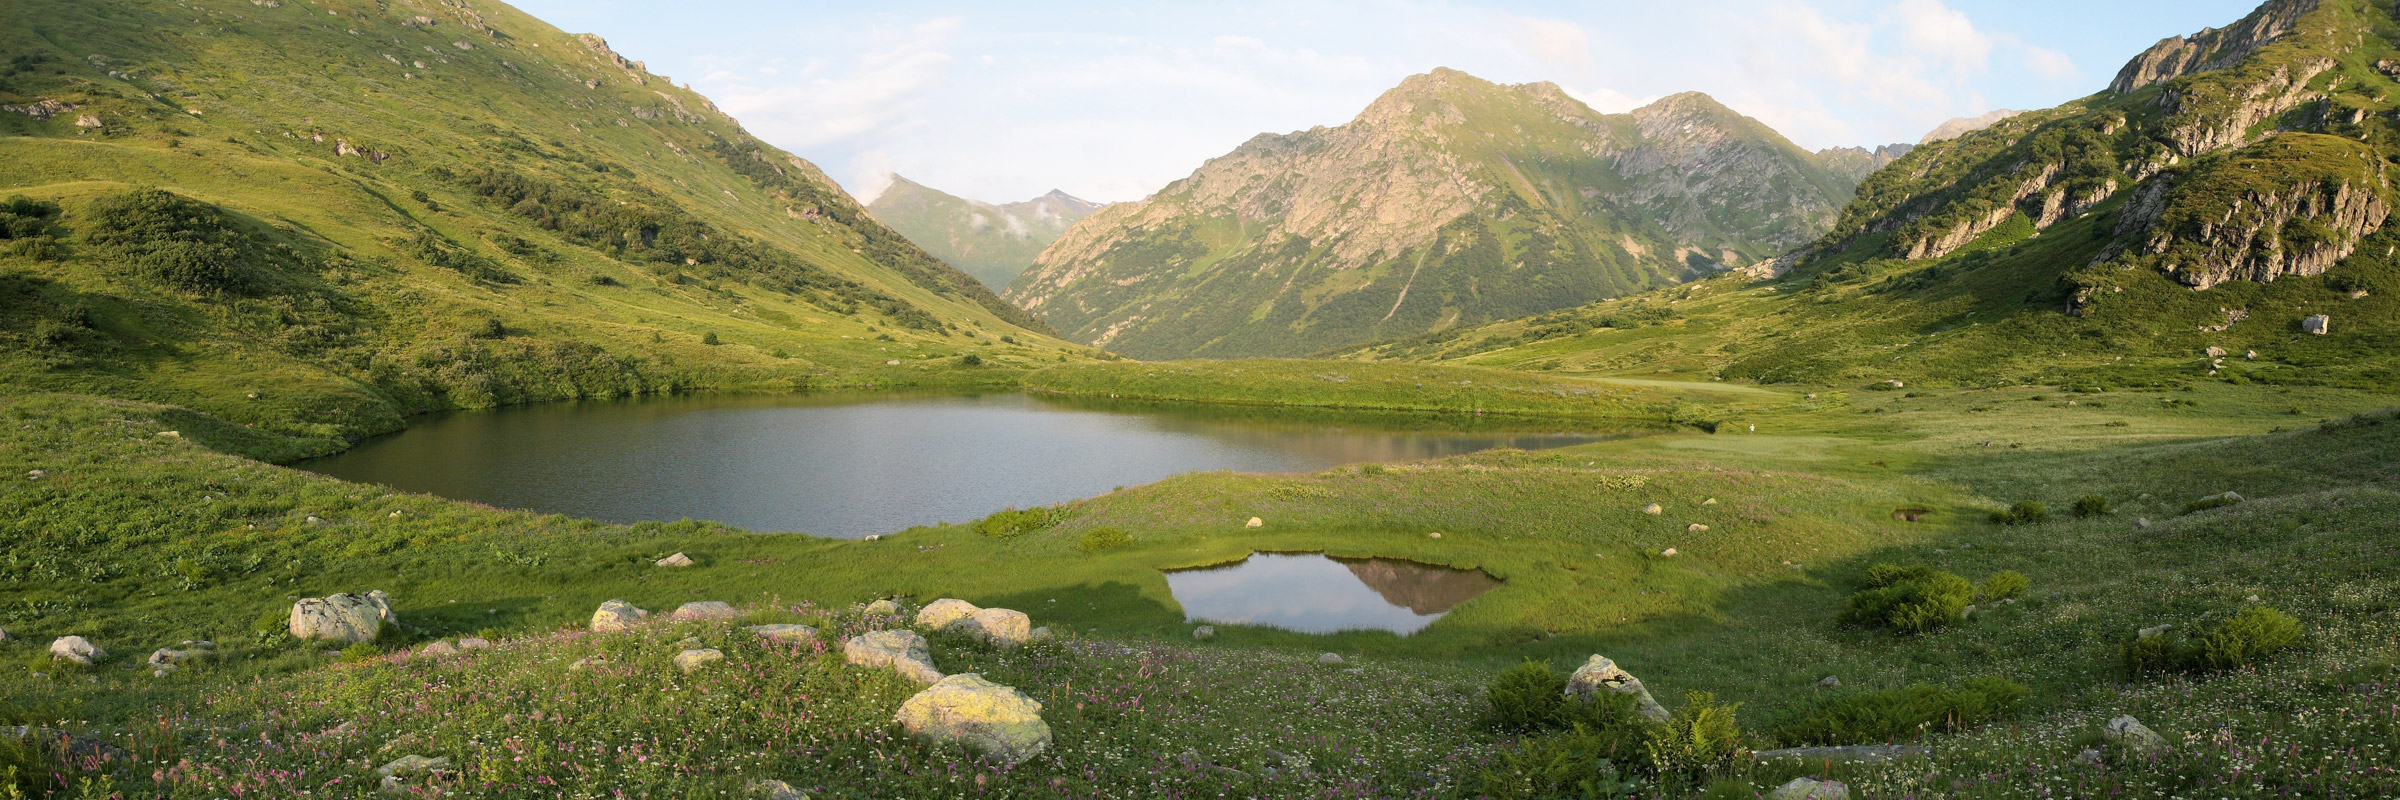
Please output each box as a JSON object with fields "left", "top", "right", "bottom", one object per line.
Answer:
{"left": 746, "top": 624, "right": 818, "bottom": 644}
{"left": 670, "top": 601, "right": 738, "bottom": 621}
{"left": 1566, "top": 654, "right": 1670, "bottom": 723}
{"left": 290, "top": 592, "right": 391, "bottom": 643}
{"left": 863, "top": 599, "right": 902, "bottom": 617}
{"left": 843, "top": 630, "right": 943, "bottom": 683}
{"left": 590, "top": 599, "right": 648, "bottom": 633}
{"left": 954, "top": 608, "right": 1033, "bottom": 646}
{"left": 893, "top": 673, "right": 1052, "bottom": 766}
{"left": 747, "top": 778, "right": 807, "bottom": 800}
{"left": 675, "top": 648, "right": 724, "bottom": 673}
{"left": 655, "top": 552, "right": 695, "bottom": 567}
{"left": 1192, "top": 625, "right": 1215, "bottom": 640}
{"left": 48, "top": 636, "right": 102, "bottom": 666}
{"left": 1767, "top": 777, "right": 1850, "bottom": 800}
{"left": 2104, "top": 715, "right": 2170, "bottom": 756}
{"left": 915, "top": 598, "right": 981, "bottom": 630}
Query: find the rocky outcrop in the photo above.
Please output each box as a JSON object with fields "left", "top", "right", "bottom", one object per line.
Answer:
{"left": 2155, "top": 58, "right": 2336, "bottom": 158}
{"left": 48, "top": 636, "right": 102, "bottom": 666}
{"left": 2112, "top": 135, "right": 2389, "bottom": 289}
{"left": 669, "top": 601, "right": 738, "bottom": 621}
{"left": 1816, "top": 143, "right": 1914, "bottom": 184}
{"left": 1921, "top": 110, "right": 2023, "bottom": 144}
{"left": 915, "top": 599, "right": 982, "bottom": 631}
{"left": 655, "top": 552, "right": 694, "bottom": 568}
{"left": 2104, "top": 715, "right": 2171, "bottom": 756}
{"left": 2110, "top": 0, "right": 2322, "bottom": 94}
{"left": 2303, "top": 314, "right": 2331, "bottom": 334}
{"left": 290, "top": 591, "right": 394, "bottom": 643}
{"left": 894, "top": 674, "right": 1053, "bottom": 766}
{"left": 1767, "top": 777, "right": 1852, "bottom": 800}
{"left": 746, "top": 624, "right": 818, "bottom": 644}
{"left": 1565, "top": 654, "right": 1670, "bottom": 723}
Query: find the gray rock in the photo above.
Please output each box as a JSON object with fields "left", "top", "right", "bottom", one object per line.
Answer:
{"left": 2204, "top": 346, "right": 2228, "bottom": 358}
{"left": 746, "top": 624, "right": 819, "bottom": 644}
{"left": 1029, "top": 626, "right": 1053, "bottom": 641}
{"left": 456, "top": 637, "right": 493, "bottom": 651}
{"left": 376, "top": 754, "right": 450, "bottom": 777}
{"left": 953, "top": 608, "right": 1033, "bottom": 646}
{"left": 1192, "top": 625, "right": 1216, "bottom": 640}
{"left": 1565, "top": 654, "right": 1669, "bottom": 723}
{"left": 2137, "top": 624, "right": 2173, "bottom": 639}
{"left": 290, "top": 592, "right": 393, "bottom": 643}
{"left": 1817, "top": 675, "right": 1841, "bottom": 688}
{"left": 48, "top": 636, "right": 102, "bottom": 667}
{"left": 590, "top": 599, "right": 648, "bottom": 633}
{"left": 674, "top": 648, "right": 724, "bottom": 673}
{"left": 1767, "top": 777, "right": 1851, "bottom": 800}
{"left": 655, "top": 552, "right": 695, "bottom": 568}
{"left": 2303, "top": 314, "right": 2331, "bottom": 335}
{"left": 148, "top": 647, "right": 207, "bottom": 668}
{"left": 1245, "top": 516, "right": 1264, "bottom": 528}
{"left": 415, "top": 641, "right": 458, "bottom": 657}
{"left": 863, "top": 599, "right": 902, "bottom": 617}
{"left": 670, "top": 601, "right": 738, "bottom": 621}
{"left": 748, "top": 778, "right": 808, "bottom": 800}
{"left": 843, "top": 630, "right": 943, "bottom": 683}
{"left": 1641, "top": 503, "right": 1663, "bottom": 515}
{"left": 893, "top": 673, "right": 1052, "bottom": 766}
{"left": 1316, "top": 653, "right": 1344, "bottom": 665}
{"left": 915, "top": 598, "right": 982, "bottom": 630}
{"left": 2104, "top": 715, "right": 2170, "bottom": 756}
{"left": 2076, "top": 747, "right": 2105, "bottom": 766}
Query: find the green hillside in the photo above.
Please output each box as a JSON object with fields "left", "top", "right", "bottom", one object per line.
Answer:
{"left": 0, "top": 0, "right": 1072, "bottom": 443}
{"left": 1009, "top": 71, "right": 1871, "bottom": 360}
{"left": 867, "top": 176, "right": 1101, "bottom": 291}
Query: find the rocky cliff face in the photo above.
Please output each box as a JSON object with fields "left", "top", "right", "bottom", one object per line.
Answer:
{"left": 1921, "top": 110, "right": 2024, "bottom": 144}
{"left": 1013, "top": 69, "right": 1860, "bottom": 359}
{"left": 1803, "top": 0, "right": 2380, "bottom": 293}
{"left": 1817, "top": 144, "right": 1915, "bottom": 185}
{"left": 2110, "top": 0, "right": 2322, "bottom": 93}
{"left": 868, "top": 178, "right": 1101, "bottom": 290}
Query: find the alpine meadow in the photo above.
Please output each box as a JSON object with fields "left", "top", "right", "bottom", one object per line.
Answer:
{"left": 3, "top": 1, "right": 2399, "bottom": 799}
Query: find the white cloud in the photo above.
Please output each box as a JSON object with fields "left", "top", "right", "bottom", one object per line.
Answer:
{"left": 2020, "top": 44, "right": 2078, "bottom": 80}
{"left": 850, "top": 150, "right": 898, "bottom": 203}
{"left": 1894, "top": 0, "right": 1992, "bottom": 72}
{"left": 1511, "top": 17, "right": 1592, "bottom": 70}
{"left": 697, "top": 16, "right": 962, "bottom": 151}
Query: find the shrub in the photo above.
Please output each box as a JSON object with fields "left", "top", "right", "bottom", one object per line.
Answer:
{"left": 974, "top": 506, "right": 1058, "bottom": 539}
{"left": 2124, "top": 606, "right": 2304, "bottom": 678}
{"left": 1776, "top": 677, "right": 2030, "bottom": 744}
{"left": 1977, "top": 570, "right": 2029, "bottom": 602}
{"left": 340, "top": 643, "right": 381, "bottom": 663}
{"left": 1990, "top": 501, "right": 2049, "bottom": 525}
{"left": 1483, "top": 661, "right": 1571, "bottom": 733}
{"left": 1480, "top": 732, "right": 1649, "bottom": 800}
{"left": 84, "top": 189, "right": 298, "bottom": 294}
{"left": 1077, "top": 527, "right": 1132, "bottom": 552}
{"left": 959, "top": 353, "right": 983, "bottom": 366}
{"left": 1842, "top": 566, "right": 1975, "bottom": 633}
{"left": 0, "top": 194, "right": 61, "bottom": 239}
{"left": 2073, "top": 494, "right": 2110, "bottom": 517}
{"left": 1645, "top": 691, "right": 1745, "bottom": 786}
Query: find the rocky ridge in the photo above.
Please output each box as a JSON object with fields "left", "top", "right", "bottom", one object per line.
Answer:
{"left": 867, "top": 177, "right": 1103, "bottom": 290}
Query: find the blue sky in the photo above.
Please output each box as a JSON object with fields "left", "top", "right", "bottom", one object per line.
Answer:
{"left": 511, "top": 1, "right": 2263, "bottom": 204}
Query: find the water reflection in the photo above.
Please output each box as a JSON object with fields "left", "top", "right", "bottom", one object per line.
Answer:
{"left": 1163, "top": 552, "right": 1501, "bottom": 635}
{"left": 303, "top": 392, "right": 1634, "bottom": 538}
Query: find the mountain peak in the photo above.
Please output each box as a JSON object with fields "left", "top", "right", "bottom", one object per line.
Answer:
{"left": 2110, "top": 0, "right": 2322, "bottom": 93}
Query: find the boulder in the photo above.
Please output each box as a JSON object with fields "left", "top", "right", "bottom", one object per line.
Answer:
{"left": 2204, "top": 346, "right": 2228, "bottom": 358}
{"left": 376, "top": 755, "right": 449, "bottom": 778}
{"left": 1316, "top": 653, "right": 1344, "bottom": 665}
{"left": 415, "top": 641, "right": 458, "bottom": 657}
{"left": 916, "top": 598, "right": 982, "bottom": 630}
{"left": 456, "top": 637, "right": 493, "bottom": 651}
{"left": 1565, "top": 654, "right": 1670, "bottom": 723}
{"left": 1766, "top": 777, "right": 1850, "bottom": 800}
{"left": 748, "top": 779, "right": 807, "bottom": 800}
{"left": 590, "top": 599, "right": 648, "bottom": 633}
{"left": 1659, "top": 548, "right": 1678, "bottom": 557}
{"left": 48, "top": 636, "right": 102, "bottom": 667}
{"left": 1245, "top": 517, "right": 1264, "bottom": 528}
{"left": 655, "top": 552, "right": 695, "bottom": 568}
{"left": 2104, "top": 715, "right": 2169, "bottom": 756}
{"left": 954, "top": 608, "right": 1033, "bottom": 646}
{"left": 1687, "top": 523, "right": 1709, "bottom": 532}
{"left": 864, "top": 599, "right": 902, "bottom": 617}
{"left": 674, "top": 648, "right": 724, "bottom": 673}
{"left": 1029, "top": 626, "right": 1053, "bottom": 641}
{"left": 1642, "top": 504, "right": 1663, "bottom": 515}
{"left": 843, "top": 630, "right": 943, "bottom": 683}
{"left": 746, "top": 624, "right": 818, "bottom": 644}
{"left": 893, "top": 673, "right": 1052, "bottom": 766}
{"left": 290, "top": 592, "right": 391, "bottom": 643}
{"left": 1192, "top": 625, "right": 1216, "bottom": 640}
{"left": 148, "top": 647, "right": 206, "bottom": 668}
{"left": 2302, "top": 314, "right": 2331, "bottom": 335}
{"left": 1817, "top": 675, "right": 1841, "bottom": 688}
{"left": 670, "top": 601, "right": 738, "bottom": 621}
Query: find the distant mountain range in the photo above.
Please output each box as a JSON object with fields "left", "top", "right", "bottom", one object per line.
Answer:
{"left": 1008, "top": 69, "right": 1892, "bottom": 359}
{"left": 868, "top": 177, "right": 1102, "bottom": 291}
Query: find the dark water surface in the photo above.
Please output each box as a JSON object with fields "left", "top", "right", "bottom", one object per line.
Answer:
{"left": 304, "top": 392, "right": 1628, "bottom": 538}
{"left": 1164, "top": 552, "right": 1502, "bottom": 634}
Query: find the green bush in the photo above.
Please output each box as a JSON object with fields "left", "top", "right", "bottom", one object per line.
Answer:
{"left": 1645, "top": 691, "right": 1745, "bottom": 786}
{"left": 700, "top": 331, "right": 719, "bottom": 346}
{"left": 1077, "top": 527, "right": 1132, "bottom": 552}
{"left": 1841, "top": 566, "right": 1975, "bottom": 633}
{"left": 0, "top": 194, "right": 61, "bottom": 239}
{"left": 340, "top": 643, "right": 381, "bottom": 663}
{"left": 1989, "top": 501, "right": 2049, "bottom": 525}
{"left": 973, "top": 506, "right": 1059, "bottom": 539}
{"left": 1977, "top": 571, "right": 2029, "bottom": 602}
{"left": 1480, "top": 732, "right": 1649, "bottom": 800}
{"left": 2124, "top": 606, "right": 2304, "bottom": 678}
{"left": 959, "top": 353, "right": 983, "bottom": 366}
{"left": 1776, "top": 677, "right": 2030, "bottom": 744}
{"left": 1483, "top": 661, "right": 1572, "bottom": 733}
{"left": 1478, "top": 662, "right": 1657, "bottom": 798}
{"left": 2073, "top": 494, "right": 2111, "bottom": 517}
{"left": 84, "top": 188, "right": 299, "bottom": 294}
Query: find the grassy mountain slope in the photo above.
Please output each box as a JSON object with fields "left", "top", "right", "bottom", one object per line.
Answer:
{"left": 868, "top": 176, "right": 1102, "bottom": 291}
{"left": 1007, "top": 70, "right": 1867, "bottom": 360}
{"left": 0, "top": 0, "right": 1074, "bottom": 442}
{"left": 1349, "top": 0, "right": 2399, "bottom": 392}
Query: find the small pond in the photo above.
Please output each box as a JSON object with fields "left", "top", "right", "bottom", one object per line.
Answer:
{"left": 1163, "top": 552, "right": 1502, "bottom": 635}
{"left": 303, "top": 392, "right": 1629, "bottom": 538}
